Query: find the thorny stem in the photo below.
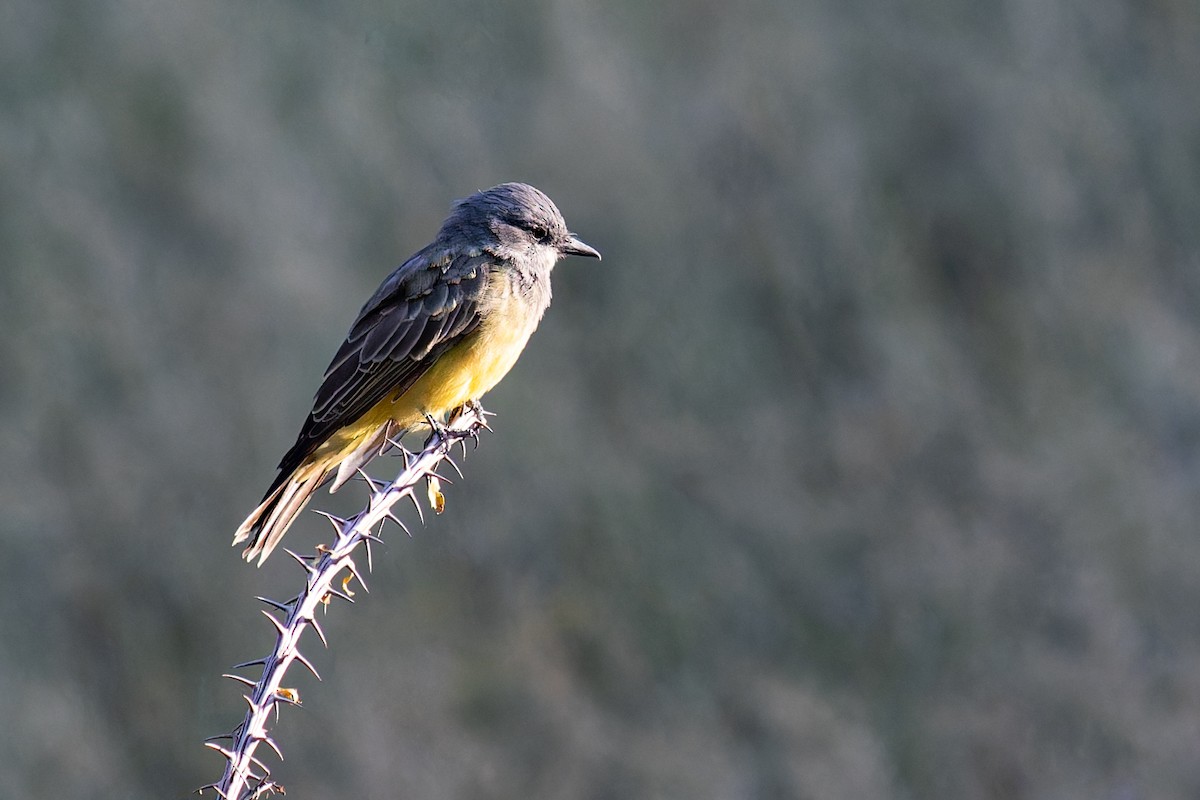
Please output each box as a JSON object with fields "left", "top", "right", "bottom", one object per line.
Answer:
{"left": 199, "top": 405, "right": 489, "bottom": 799}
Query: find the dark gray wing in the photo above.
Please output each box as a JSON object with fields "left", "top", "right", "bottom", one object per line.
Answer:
{"left": 267, "top": 246, "right": 492, "bottom": 492}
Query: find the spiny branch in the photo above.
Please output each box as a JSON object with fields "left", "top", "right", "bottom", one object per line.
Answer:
{"left": 199, "top": 405, "right": 489, "bottom": 799}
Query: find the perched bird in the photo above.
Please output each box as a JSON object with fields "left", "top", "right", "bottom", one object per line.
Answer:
{"left": 234, "top": 183, "right": 600, "bottom": 564}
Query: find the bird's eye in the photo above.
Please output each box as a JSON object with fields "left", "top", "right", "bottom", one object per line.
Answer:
{"left": 530, "top": 225, "right": 551, "bottom": 242}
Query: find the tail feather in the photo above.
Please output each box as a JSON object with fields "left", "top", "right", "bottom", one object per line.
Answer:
{"left": 330, "top": 419, "right": 396, "bottom": 492}
{"left": 233, "top": 467, "right": 328, "bottom": 566}
{"left": 233, "top": 420, "right": 400, "bottom": 565}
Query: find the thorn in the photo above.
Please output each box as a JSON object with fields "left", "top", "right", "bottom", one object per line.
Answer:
{"left": 250, "top": 780, "right": 284, "bottom": 800}
{"left": 356, "top": 468, "right": 382, "bottom": 492}
{"left": 204, "top": 733, "right": 234, "bottom": 742}
{"left": 256, "top": 733, "right": 285, "bottom": 761}
{"left": 234, "top": 769, "right": 268, "bottom": 790}
{"left": 203, "top": 741, "right": 236, "bottom": 761}
{"left": 309, "top": 616, "right": 328, "bottom": 648}
{"left": 222, "top": 673, "right": 257, "bottom": 687}
{"left": 255, "top": 596, "right": 292, "bottom": 613}
{"left": 195, "top": 783, "right": 229, "bottom": 799}
{"left": 363, "top": 532, "right": 374, "bottom": 573}
{"left": 312, "top": 510, "right": 348, "bottom": 532}
{"left": 425, "top": 467, "right": 455, "bottom": 485}
{"left": 343, "top": 559, "right": 370, "bottom": 594}
{"left": 281, "top": 549, "right": 317, "bottom": 575}
{"left": 386, "top": 436, "right": 414, "bottom": 465}
{"left": 325, "top": 586, "right": 355, "bottom": 603}
{"left": 406, "top": 488, "right": 426, "bottom": 524}
{"left": 293, "top": 649, "right": 322, "bottom": 681}
{"left": 248, "top": 751, "right": 274, "bottom": 774}
{"left": 232, "top": 657, "right": 268, "bottom": 670}
{"left": 382, "top": 509, "right": 411, "bottom": 536}
{"left": 261, "top": 609, "right": 288, "bottom": 636}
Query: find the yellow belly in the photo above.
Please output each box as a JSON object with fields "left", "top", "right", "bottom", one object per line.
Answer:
{"left": 313, "top": 293, "right": 540, "bottom": 463}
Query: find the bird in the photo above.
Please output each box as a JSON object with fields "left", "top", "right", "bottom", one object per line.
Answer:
{"left": 233, "top": 182, "right": 600, "bottom": 564}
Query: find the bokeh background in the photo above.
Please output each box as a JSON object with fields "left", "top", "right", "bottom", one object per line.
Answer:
{"left": 4, "top": 0, "right": 1200, "bottom": 797}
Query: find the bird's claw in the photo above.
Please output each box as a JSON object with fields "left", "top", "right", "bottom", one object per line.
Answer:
{"left": 424, "top": 413, "right": 449, "bottom": 439}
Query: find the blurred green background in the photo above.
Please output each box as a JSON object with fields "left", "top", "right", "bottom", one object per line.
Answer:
{"left": 4, "top": 0, "right": 1200, "bottom": 797}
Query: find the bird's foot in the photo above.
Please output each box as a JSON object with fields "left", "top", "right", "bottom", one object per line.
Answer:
{"left": 424, "top": 413, "right": 449, "bottom": 439}
{"left": 448, "top": 399, "right": 490, "bottom": 424}
{"left": 465, "top": 399, "right": 489, "bottom": 419}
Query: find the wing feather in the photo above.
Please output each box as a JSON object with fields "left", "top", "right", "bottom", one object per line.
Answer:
{"left": 269, "top": 248, "right": 491, "bottom": 484}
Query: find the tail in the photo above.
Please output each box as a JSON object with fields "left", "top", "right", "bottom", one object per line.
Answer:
{"left": 232, "top": 420, "right": 398, "bottom": 565}
{"left": 232, "top": 464, "right": 329, "bottom": 566}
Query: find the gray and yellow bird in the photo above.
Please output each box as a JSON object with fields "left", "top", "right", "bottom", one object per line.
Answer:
{"left": 234, "top": 183, "right": 600, "bottom": 564}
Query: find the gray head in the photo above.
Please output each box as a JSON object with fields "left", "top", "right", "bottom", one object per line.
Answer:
{"left": 440, "top": 182, "right": 600, "bottom": 264}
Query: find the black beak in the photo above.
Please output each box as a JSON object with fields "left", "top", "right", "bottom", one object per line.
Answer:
{"left": 560, "top": 234, "right": 601, "bottom": 260}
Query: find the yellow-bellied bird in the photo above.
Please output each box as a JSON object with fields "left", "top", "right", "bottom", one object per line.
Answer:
{"left": 234, "top": 183, "right": 600, "bottom": 564}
